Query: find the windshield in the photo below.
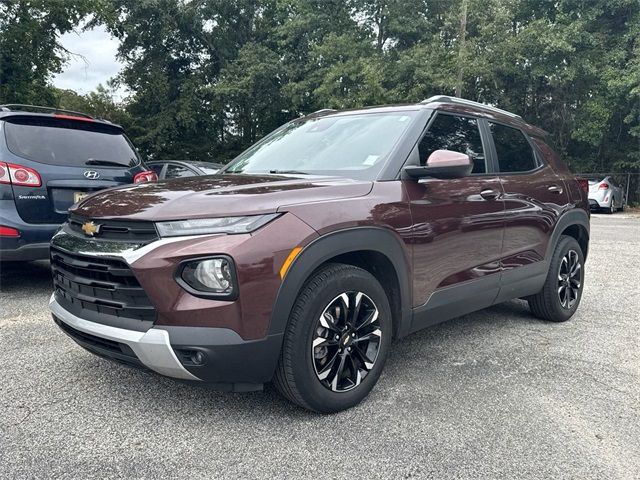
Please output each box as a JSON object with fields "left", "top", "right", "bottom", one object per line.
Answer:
{"left": 4, "top": 117, "right": 140, "bottom": 167}
{"left": 225, "top": 111, "right": 418, "bottom": 180}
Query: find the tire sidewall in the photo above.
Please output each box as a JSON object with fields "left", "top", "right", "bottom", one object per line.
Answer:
{"left": 288, "top": 266, "right": 392, "bottom": 413}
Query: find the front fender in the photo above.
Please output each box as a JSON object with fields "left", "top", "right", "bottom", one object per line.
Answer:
{"left": 268, "top": 226, "right": 413, "bottom": 337}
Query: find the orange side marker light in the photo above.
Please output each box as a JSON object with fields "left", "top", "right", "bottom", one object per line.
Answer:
{"left": 279, "top": 247, "right": 303, "bottom": 279}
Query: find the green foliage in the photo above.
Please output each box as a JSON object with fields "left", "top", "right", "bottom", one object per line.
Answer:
{"left": 1, "top": 0, "right": 639, "bottom": 172}
{"left": 55, "top": 83, "right": 130, "bottom": 125}
{"left": 0, "top": 0, "right": 98, "bottom": 104}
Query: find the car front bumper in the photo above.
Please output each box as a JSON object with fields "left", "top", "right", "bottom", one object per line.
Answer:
{"left": 50, "top": 294, "right": 199, "bottom": 380}
{"left": 50, "top": 294, "right": 284, "bottom": 390}
{"left": 47, "top": 213, "right": 317, "bottom": 389}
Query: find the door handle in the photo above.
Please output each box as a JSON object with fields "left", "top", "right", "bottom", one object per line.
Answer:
{"left": 480, "top": 189, "right": 499, "bottom": 200}
{"left": 548, "top": 185, "right": 564, "bottom": 194}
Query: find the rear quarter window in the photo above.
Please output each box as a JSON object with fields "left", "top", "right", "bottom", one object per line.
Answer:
{"left": 3, "top": 117, "right": 140, "bottom": 168}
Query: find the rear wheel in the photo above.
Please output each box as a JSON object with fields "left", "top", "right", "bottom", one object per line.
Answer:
{"left": 273, "top": 263, "right": 392, "bottom": 413}
{"left": 528, "top": 235, "right": 584, "bottom": 322}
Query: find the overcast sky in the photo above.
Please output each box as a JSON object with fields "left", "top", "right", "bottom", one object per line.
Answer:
{"left": 52, "top": 25, "right": 126, "bottom": 99}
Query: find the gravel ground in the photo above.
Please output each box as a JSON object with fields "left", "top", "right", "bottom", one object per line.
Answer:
{"left": 1, "top": 214, "right": 639, "bottom": 479}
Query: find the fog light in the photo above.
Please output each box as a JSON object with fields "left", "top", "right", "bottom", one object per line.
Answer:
{"left": 191, "top": 351, "right": 206, "bottom": 366}
{"left": 194, "top": 259, "right": 231, "bottom": 290}
{"left": 178, "top": 256, "right": 237, "bottom": 298}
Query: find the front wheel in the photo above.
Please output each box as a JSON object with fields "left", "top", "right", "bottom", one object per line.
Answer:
{"left": 528, "top": 235, "right": 585, "bottom": 322}
{"left": 273, "top": 263, "right": 392, "bottom": 413}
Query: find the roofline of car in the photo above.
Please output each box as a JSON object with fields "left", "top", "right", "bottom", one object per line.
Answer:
{"left": 0, "top": 97, "right": 548, "bottom": 141}
{"left": 300, "top": 98, "right": 549, "bottom": 138}
{"left": 0, "top": 105, "right": 122, "bottom": 130}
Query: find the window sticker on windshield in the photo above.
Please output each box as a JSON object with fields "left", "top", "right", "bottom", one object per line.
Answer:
{"left": 363, "top": 155, "right": 379, "bottom": 165}
{"left": 398, "top": 116, "right": 410, "bottom": 122}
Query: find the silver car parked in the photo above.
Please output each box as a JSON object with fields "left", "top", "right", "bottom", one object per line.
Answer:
{"left": 588, "top": 176, "right": 625, "bottom": 213}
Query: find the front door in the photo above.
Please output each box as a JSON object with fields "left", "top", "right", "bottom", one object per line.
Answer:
{"left": 404, "top": 112, "right": 504, "bottom": 331}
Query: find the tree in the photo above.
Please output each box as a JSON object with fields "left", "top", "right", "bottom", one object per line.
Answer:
{"left": 0, "top": 0, "right": 97, "bottom": 104}
{"left": 55, "top": 83, "right": 131, "bottom": 126}
{"left": 213, "top": 43, "right": 286, "bottom": 154}
{"left": 3, "top": 0, "right": 638, "bottom": 179}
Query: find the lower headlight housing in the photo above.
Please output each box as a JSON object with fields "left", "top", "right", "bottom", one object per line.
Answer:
{"left": 177, "top": 256, "right": 238, "bottom": 300}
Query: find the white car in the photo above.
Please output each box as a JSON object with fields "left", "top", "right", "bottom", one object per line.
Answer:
{"left": 588, "top": 176, "right": 625, "bottom": 213}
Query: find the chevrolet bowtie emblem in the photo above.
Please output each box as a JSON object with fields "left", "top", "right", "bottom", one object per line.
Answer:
{"left": 81, "top": 221, "right": 101, "bottom": 236}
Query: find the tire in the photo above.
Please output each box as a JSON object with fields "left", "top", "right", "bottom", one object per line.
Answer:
{"left": 607, "top": 201, "right": 615, "bottom": 214}
{"left": 528, "top": 235, "right": 585, "bottom": 322}
{"left": 273, "top": 263, "right": 392, "bottom": 413}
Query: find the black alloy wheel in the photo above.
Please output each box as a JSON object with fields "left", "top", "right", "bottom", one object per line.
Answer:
{"left": 273, "top": 263, "right": 392, "bottom": 413}
{"left": 528, "top": 235, "right": 585, "bottom": 322}
{"left": 312, "top": 291, "right": 382, "bottom": 392}
{"left": 557, "top": 249, "right": 581, "bottom": 310}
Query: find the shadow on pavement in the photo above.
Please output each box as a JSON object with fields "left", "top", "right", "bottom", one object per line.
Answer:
{"left": 69, "top": 298, "right": 537, "bottom": 419}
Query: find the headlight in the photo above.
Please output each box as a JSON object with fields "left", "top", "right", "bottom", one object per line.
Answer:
{"left": 156, "top": 214, "right": 279, "bottom": 237}
{"left": 177, "top": 256, "right": 237, "bottom": 299}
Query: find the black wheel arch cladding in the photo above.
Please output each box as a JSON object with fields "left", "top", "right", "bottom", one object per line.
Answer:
{"left": 546, "top": 208, "right": 590, "bottom": 262}
{"left": 268, "top": 227, "right": 412, "bottom": 338}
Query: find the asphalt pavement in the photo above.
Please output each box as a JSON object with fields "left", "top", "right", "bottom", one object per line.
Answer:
{"left": 1, "top": 213, "right": 639, "bottom": 479}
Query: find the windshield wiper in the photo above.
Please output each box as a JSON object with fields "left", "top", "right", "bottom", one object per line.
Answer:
{"left": 268, "top": 169, "right": 309, "bottom": 175}
{"left": 85, "top": 159, "right": 128, "bottom": 167}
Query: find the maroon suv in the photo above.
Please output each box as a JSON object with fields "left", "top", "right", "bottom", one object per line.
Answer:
{"left": 49, "top": 96, "right": 590, "bottom": 413}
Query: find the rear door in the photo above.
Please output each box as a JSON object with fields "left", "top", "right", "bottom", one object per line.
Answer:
{"left": 486, "top": 121, "right": 568, "bottom": 300}
{"left": 2, "top": 115, "right": 144, "bottom": 224}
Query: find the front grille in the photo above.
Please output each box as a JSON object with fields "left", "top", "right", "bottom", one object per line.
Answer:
{"left": 51, "top": 247, "right": 156, "bottom": 327}
{"left": 68, "top": 214, "right": 158, "bottom": 242}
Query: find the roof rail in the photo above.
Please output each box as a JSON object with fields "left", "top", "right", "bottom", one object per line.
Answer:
{"left": 0, "top": 104, "right": 94, "bottom": 119}
{"left": 306, "top": 108, "right": 337, "bottom": 118}
{"left": 420, "top": 95, "right": 522, "bottom": 120}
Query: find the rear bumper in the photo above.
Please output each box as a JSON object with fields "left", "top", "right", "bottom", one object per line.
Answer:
{"left": 588, "top": 199, "right": 611, "bottom": 210}
{"left": 50, "top": 295, "right": 283, "bottom": 390}
{"left": 0, "top": 199, "right": 59, "bottom": 261}
{"left": 588, "top": 191, "right": 611, "bottom": 209}
{"left": 0, "top": 242, "right": 51, "bottom": 261}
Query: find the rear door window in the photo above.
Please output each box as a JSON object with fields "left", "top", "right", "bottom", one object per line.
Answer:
{"left": 418, "top": 114, "right": 487, "bottom": 173}
{"left": 4, "top": 117, "right": 140, "bottom": 167}
{"left": 489, "top": 123, "right": 538, "bottom": 173}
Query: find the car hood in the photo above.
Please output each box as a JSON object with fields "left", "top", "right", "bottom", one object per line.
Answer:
{"left": 72, "top": 174, "right": 373, "bottom": 221}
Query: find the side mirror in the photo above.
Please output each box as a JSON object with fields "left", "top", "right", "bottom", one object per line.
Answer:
{"left": 403, "top": 149, "right": 473, "bottom": 180}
